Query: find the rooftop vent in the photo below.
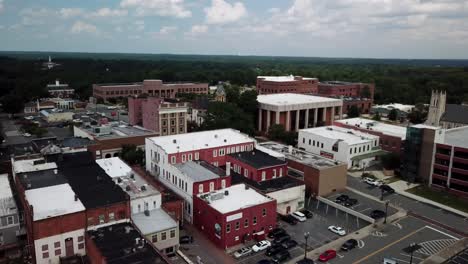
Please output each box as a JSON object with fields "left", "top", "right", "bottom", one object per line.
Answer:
{"left": 144, "top": 210, "right": 150, "bottom": 216}
{"left": 125, "top": 185, "right": 131, "bottom": 191}
{"left": 224, "top": 190, "right": 229, "bottom": 196}
{"left": 214, "top": 134, "right": 218, "bottom": 138}
{"left": 326, "top": 127, "right": 333, "bottom": 131}
{"left": 224, "top": 139, "right": 227, "bottom": 142}
{"left": 173, "top": 139, "right": 177, "bottom": 144}
{"left": 141, "top": 185, "right": 147, "bottom": 191}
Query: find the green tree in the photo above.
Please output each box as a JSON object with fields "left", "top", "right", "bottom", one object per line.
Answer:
{"left": 347, "top": 105, "right": 361, "bottom": 118}
{"left": 407, "top": 110, "right": 426, "bottom": 124}
{"left": 373, "top": 112, "right": 381, "bottom": 121}
{"left": 388, "top": 109, "right": 398, "bottom": 121}
{"left": 267, "top": 124, "right": 286, "bottom": 141}
{"left": 1, "top": 94, "right": 25, "bottom": 116}
{"left": 224, "top": 85, "right": 240, "bottom": 104}
{"left": 202, "top": 102, "right": 255, "bottom": 136}
{"left": 120, "top": 144, "right": 145, "bottom": 166}
{"left": 238, "top": 90, "right": 258, "bottom": 115}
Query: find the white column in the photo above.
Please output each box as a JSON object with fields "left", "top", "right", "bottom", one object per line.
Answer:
{"left": 339, "top": 106, "right": 343, "bottom": 120}
{"left": 331, "top": 107, "right": 335, "bottom": 123}
{"left": 305, "top": 109, "right": 309, "bottom": 128}
{"left": 258, "top": 109, "right": 262, "bottom": 131}
{"left": 275, "top": 111, "right": 280, "bottom": 124}
{"left": 286, "top": 111, "right": 291, "bottom": 131}
{"left": 313, "top": 108, "right": 318, "bottom": 127}
{"left": 266, "top": 110, "right": 271, "bottom": 130}
{"left": 295, "top": 110, "right": 300, "bottom": 131}
{"left": 322, "top": 107, "right": 327, "bottom": 123}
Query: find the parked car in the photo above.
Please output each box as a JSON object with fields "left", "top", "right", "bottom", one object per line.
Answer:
{"left": 300, "top": 209, "right": 313, "bottom": 218}
{"left": 328, "top": 225, "right": 346, "bottom": 236}
{"left": 268, "top": 228, "right": 286, "bottom": 239}
{"left": 257, "top": 259, "right": 273, "bottom": 264}
{"left": 364, "top": 177, "right": 383, "bottom": 187}
{"left": 282, "top": 239, "right": 298, "bottom": 249}
{"left": 234, "top": 247, "right": 252, "bottom": 259}
{"left": 25, "top": 116, "right": 34, "bottom": 120}
{"left": 341, "top": 239, "right": 358, "bottom": 251}
{"left": 179, "top": 235, "right": 193, "bottom": 244}
{"left": 318, "top": 250, "right": 337, "bottom": 262}
{"left": 266, "top": 244, "right": 284, "bottom": 256}
{"left": 296, "top": 258, "right": 315, "bottom": 264}
{"left": 335, "top": 194, "right": 349, "bottom": 204}
{"left": 252, "top": 240, "right": 271, "bottom": 252}
{"left": 291, "top": 211, "right": 307, "bottom": 222}
{"left": 23, "top": 133, "right": 32, "bottom": 137}
{"left": 370, "top": 210, "right": 386, "bottom": 219}
{"left": 344, "top": 198, "right": 358, "bottom": 207}
{"left": 273, "top": 234, "right": 291, "bottom": 245}
{"left": 281, "top": 214, "right": 298, "bottom": 225}
{"left": 380, "top": 184, "right": 395, "bottom": 194}
{"left": 272, "top": 250, "right": 291, "bottom": 263}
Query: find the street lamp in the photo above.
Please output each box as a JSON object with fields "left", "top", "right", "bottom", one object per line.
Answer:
{"left": 384, "top": 201, "right": 389, "bottom": 224}
{"left": 304, "top": 232, "right": 310, "bottom": 259}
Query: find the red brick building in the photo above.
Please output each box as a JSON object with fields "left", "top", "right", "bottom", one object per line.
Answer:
{"left": 317, "top": 81, "right": 375, "bottom": 99}
{"left": 256, "top": 76, "right": 318, "bottom": 95}
{"left": 193, "top": 184, "right": 276, "bottom": 249}
{"left": 226, "top": 150, "right": 288, "bottom": 182}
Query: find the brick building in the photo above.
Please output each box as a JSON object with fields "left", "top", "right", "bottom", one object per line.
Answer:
{"left": 128, "top": 96, "right": 188, "bottom": 136}
{"left": 317, "top": 81, "right": 374, "bottom": 99}
{"left": 226, "top": 150, "right": 288, "bottom": 182}
{"left": 93, "top": 79, "right": 209, "bottom": 101}
{"left": 257, "top": 93, "right": 343, "bottom": 133}
{"left": 47, "top": 80, "right": 74, "bottom": 98}
{"left": 256, "top": 76, "right": 318, "bottom": 95}
{"left": 193, "top": 184, "right": 276, "bottom": 249}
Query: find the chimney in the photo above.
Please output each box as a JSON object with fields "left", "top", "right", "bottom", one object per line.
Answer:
{"left": 288, "top": 145, "right": 293, "bottom": 154}
{"left": 226, "top": 162, "right": 231, "bottom": 176}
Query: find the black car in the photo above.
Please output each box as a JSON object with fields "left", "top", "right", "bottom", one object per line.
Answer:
{"left": 341, "top": 239, "right": 358, "bottom": 251}
{"left": 268, "top": 228, "right": 286, "bottom": 239}
{"left": 343, "top": 198, "right": 358, "bottom": 207}
{"left": 273, "top": 234, "right": 291, "bottom": 245}
{"left": 370, "top": 210, "right": 386, "bottom": 219}
{"left": 380, "top": 184, "right": 395, "bottom": 194}
{"left": 272, "top": 250, "right": 291, "bottom": 263}
{"left": 296, "top": 259, "right": 315, "bottom": 264}
{"left": 257, "top": 260, "right": 273, "bottom": 264}
{"left": 300, "top": 209, "right": 313, "bottom": 218}
{"left": 179, "top": 235, "right": 193, "bottom": 244}
{"left": 335, "top": 194, "right": 349, "bottom": 204}
{"left": 282, "top": 239, "right": 298, "bottom": 249}
{"left": 281, "top": 215, "right": 298, "bottom": 225}
{"left": 266, "top": 244, "right": 284, "bottom": 256}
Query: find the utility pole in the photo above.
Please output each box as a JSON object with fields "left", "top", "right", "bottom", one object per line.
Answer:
{"left": 304, "top": 232, "right": 310, "bottom": 260}
{"left": 384, "top": 201, "right": 389, "bottom": 224}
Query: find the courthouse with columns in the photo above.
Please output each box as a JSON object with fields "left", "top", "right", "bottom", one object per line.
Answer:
{"left": 257, "top": 93, "right": 343, "bottom": 133}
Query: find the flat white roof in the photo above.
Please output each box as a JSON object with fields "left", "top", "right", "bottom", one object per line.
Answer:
{"left": 300, "top": 126, "right": 379, "bottom": 145}
{"left": 13, "top": 158, "right": 57, "bottom": 174}
{"left": 257, "top": 93, "right": 341, "bottom": 106}
{"left": 132, "top": 209, "right": 178, "bottom": 235}
{"left": 0, "top": 174, "right": 13, "bottom": 200}
{"left": 96, "top": 157, "right": 132, "bottom": 178}
{"left": 201, "top": 184, "right": 272, "bottom": 214}
{"left": 257, "top": 75, "right": 317, "bottom": 82}
{"left": 25, "top": 184, "right": 85, "bottom": 221}
{"left": 442, "top": 126, "right": 468, "bottom": 148}
{"left": 149, "top": 128, "right": 254, "bottom": 154}
{"left": 335, "top": 118, "right": 407, "bottom": 140}
{"left": 373, "top": 103, "right": 414, "bottom": 112}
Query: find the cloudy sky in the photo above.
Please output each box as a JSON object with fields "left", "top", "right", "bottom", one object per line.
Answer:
{"left": 1, "top": 0, "right": 467, "bottom": 59}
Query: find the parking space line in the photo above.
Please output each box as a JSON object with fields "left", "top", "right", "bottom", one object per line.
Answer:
{"left": 352, "top": 226, "right": 426, "bottom": 264}
{"left": 424, "top": 225, "right": 460, "bottom": 240}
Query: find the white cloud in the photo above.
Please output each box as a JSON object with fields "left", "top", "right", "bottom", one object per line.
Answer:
{"left": 70, "top": 21, "right": 98, "bottom": 34}
{"left": 187, "top": 24, "right": 208, "bottom": 36}
{"left": 20, "top": 8, "right": 53, "bottom": 26}
{"left": 204, "top": 0, "right": 247, "bottom": 24}
{"left": 0, "top": 0, "right": 4, "bottom": 12}
{"left": 134, "top": 20, "right": 145, "bottom": 31}
{"left": 120, "top": 0, "right": 191, "bottom": 18}
{"left": 59, "top": 8, "right": 84, "bottom": 18}
{"left": 159, "top": 26, "right": 177, "bottom": 34}
{"left": 115, "top": 26, "right": 123, "bottom": 32}
{"left": 90, "top": 8, "right": 128, "bottom": 17}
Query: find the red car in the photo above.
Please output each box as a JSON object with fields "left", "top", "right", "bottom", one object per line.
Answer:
{"left": 318, "top": 249, "right": 337, "bottom": 262}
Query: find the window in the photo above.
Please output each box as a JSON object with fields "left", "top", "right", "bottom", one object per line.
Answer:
{"left": 188, "top": 153, "right": 192, "bottom": 161}
{"left": 78, "top": 243, "right": 84, "bottom": 249}
{"left": 235, "top": 221, "right": 240, "bottom": 230}
{"left": 244, "top": 219, "right": 249, "bottom": 228}
{"left": 219, "top": 148, "right": 225, "bottom": 156}
{"left": 55, "top": 249, "right": 61, "bottom": 256}
{"left": 262, "top": 208, "right": 267, "bottom": 217}
{"left": 6, "top": 216, "right": 14, "bottom": 225}
{"left": 303, "top": 138, "right": 305, "bottom": 144}
{"left": 244, "top": 169, "right": 249, "bottom": 177}
{"left": 98, "top": 214, "right": 105, "bottom": 224}
{"left": 109, "top": 212, "right": 115, "bottom": 221}
{"left": 42, "top": 252, "right": 49, "bottom": 259}
{"left": 226, "top": 224, "right": 231, "bottom": 233}
{"left": 161, "top": 232, "right": 167, "bottom": 241}
{"left": 182, "top": 154, "right": 186, "bottom": 162}
{"left": 87, "top": 217, "right": 94, "bottom": 225}
{"left": 170, "top": 229, "right": 176, "bottom": 238}
{"left": 209, "top": 182, "right": 214, "bottom": 192}
{"left": 273, "top": 169, "right": 277, "bottom": 178}
{"left": 253, "top": 216, "right": 257, "bottom": 225}
{"left": 313, "top": 140, "right": 315, "bottom": 146}
{"left": 171, "top": 156, "right": 176, "bottom": 164}
{"left": 199, "top": 185, "right": 204, "bottom": 194}
{"left": 213, "top": 150, "right": 217, "bottom": 157}
{"left": 261, "top": 171, "right": 266, "bottom": 181}
{"left": 195, "top": 152, "right": 199, "bottom": 160}
{"left": 54, "top": 242, "right": 60, "bottom": 248}
{"left": 321, "top": 143, "right": 324, "bottom": 148}
{"left": 78, "top": 236, "right": 84, "bottom": 242}
{"left": 42, "top": 245, "right": 48, "bottom": 251}
{"left": 152, "top": 234, "right": 158, "bottom": 243}
{"left": 221, "top": 179, "right": 226, "bottom": 189}
{"left": 309, "top": 139, "right": 311, "bottom": 145}
{"left": 350, "top": 149, "right": 352, "bottom": 154}
{"left": 279, "top": 168, "right": 283, "bottom": 177}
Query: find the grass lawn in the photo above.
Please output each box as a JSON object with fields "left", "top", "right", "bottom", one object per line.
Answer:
{"left": 407, "top": 186, "right": 468, "bottom": 213}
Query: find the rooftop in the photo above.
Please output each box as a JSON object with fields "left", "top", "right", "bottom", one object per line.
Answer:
{"left": 441, "top": 126, "right": 468, "bottom": 148}
{"left": 57, "top": 152, "right": 129, "bottom": 209}
{"left": 174, "top": 161, "right": 225, "bottom": 182}
{"left": 319, "top": 81, "right": 366, "bottom": 86}
{"left": 198, "top": 184, "right": 272, "bottom": 214}
{"left": 149, "top": 128, "right": 254, "bottom": 154}
{"left": 441, "top": 104, "right": 468, "bottom": 125}
{"left": 96, "top": 158, "right": 160, "bottom": 199}
{"left": 132, "top": 209, "right": 178, "bottom": 235}
{"left": 257, "top": 75, "right": 318, "bottom": 82}
{"left": 257, "top": 93, "right": 342, "bottom": 106}
{"left": 87, "top": 223, "right": 168, "bottom": 264}
{"left": 300, "top": 126, "right": 379, "bottom": 145}
{"left": 230, "top": 172, "right": 304, "bottom": 193}
{"left": 335, "top": 118, "right": 407, "bottom": 139}
{"left": 0, "top": 174, "right": 17, "bottom": 217}
{"left": 258, "top": 142, "right": 343, "bottom": 169}
{"left": 372, "top": 103, "right": 415, "bottom": 112}
{"left": 18, "top": 167, "right": 68, "bottom": 190}
{"left": 25, "top": 183, "right": 85, "bottom": 221}
{"left": 81, "top": 124, "right": 156, "bottom": 139}
{"left": 229, "top": 150, "right": 286, "bottom": 169}
{"left": 0, "top": 174, "right": 13, "bottom": 200}
{"left": 13, "top": 158, "right": 57, "bottom": 174}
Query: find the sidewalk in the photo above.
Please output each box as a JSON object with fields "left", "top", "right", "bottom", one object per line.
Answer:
{"left": 388, "top": 180, "right": 468, "bottom": 218}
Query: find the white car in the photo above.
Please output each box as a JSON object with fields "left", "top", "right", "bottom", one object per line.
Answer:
{"left": 23, "top": 133, "right": 32, "bottom": 137}
{"left": 364, "top": 177, "right": 383, "bottom": 187}
{"left": 251, "top": 240, "right": 271, "bottom": 252}
{"left": 24, "top": 116, "right": 34, "bottom": 120}
{"left": 291, "top": 211, "right": 307, "bottom": 222}
{"left": 328, "top": 225, "right": 346, "bottom": 236}
{"left": 233, "top": 247, "right": 252, "bottom": 259}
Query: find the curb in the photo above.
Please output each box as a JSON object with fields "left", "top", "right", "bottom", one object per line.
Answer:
{"left": 177, "top": 250, "right": 195, "bottom": 264}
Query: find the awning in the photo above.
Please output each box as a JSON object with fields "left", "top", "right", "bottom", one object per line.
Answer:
{"left": 351, "top": 149, "right": 389, "bottom": 161}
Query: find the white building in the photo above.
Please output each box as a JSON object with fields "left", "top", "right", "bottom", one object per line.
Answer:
{"left": 335, "top": 118, "right": 407, "bottom": 140}
{"left": 298, "top": 126, "right": 381, "bottom": 169}
{"left": 0, "top": 174, "right": 21, "bottom": 251}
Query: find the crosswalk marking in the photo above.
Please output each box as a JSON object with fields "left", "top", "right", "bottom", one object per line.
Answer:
{"left": 416, "top": 239, "right": 457, "bottom": 256}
